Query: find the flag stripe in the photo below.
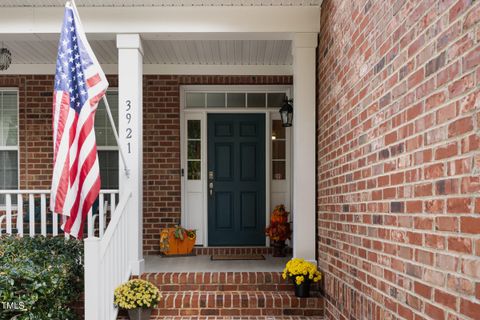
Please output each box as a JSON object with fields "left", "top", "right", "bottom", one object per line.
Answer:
{"left": 51, "top": 107, "right": 76, "bottom": 214}
{"left": 51, "top": 0, "right": 108, "bottom": 239}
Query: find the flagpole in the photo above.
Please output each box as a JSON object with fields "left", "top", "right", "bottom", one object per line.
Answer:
{"left": 101, "top": 95, "right": 130, "bottom": 178}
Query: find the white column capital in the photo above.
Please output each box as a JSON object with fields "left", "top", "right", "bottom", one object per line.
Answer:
{"left": 293, "top": 33, "right": 318, "bottom": 49}
{"left": 116, "top": 34, "right": 144, "bottom": 55}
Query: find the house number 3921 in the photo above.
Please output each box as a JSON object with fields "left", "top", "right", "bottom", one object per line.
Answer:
{"left": 125, "top": 100, "right": 132, "bottom": 154}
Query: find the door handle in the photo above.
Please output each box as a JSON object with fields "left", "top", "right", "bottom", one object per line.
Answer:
{"left": 208, "top": 171, "right": 214, "bottom": 197}
{"left": 209, "top": 182, "right": 214, "bottom": 196}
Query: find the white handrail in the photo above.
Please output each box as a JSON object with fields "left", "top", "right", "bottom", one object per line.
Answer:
{"left": 85, "top": 191, "right": 132, "bottom": 320}
{"left": 0, "top": 189, "right": 119, "bottom": 194}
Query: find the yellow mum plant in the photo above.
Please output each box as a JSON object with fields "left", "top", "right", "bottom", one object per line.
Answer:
{"left": 114, "top": 279, "right": 162, "bottom": 310}
{"left": 282, "top": 258, "right": 322, "bottom": 285}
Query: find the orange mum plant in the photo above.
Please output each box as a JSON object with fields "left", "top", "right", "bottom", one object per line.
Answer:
{"left": 265, "top": 205, "right": 292, "bottom": 241}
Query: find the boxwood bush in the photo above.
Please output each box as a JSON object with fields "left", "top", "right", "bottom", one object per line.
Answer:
{"left": 0, "top": 236, "right": 83, "bottom": 320}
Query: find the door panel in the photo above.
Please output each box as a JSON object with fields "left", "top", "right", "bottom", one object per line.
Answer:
{"left": 208, "top": 113, "right": 265, "bottom": 246}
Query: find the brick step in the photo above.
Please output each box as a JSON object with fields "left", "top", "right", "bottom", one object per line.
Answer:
{"left": 192, "top": 247, "right": 292, "bottom": 255}
{"left": 137, "top": 272, "right": 319, "bottom": 292}
{"left": 149, "top": 316, "right": 324, "bottom": 319}
{"left": 151, "top": 291, "right": 324, "bottom": 317}
{"left": 120, "top": 316, "right": 323, "bottom": 320}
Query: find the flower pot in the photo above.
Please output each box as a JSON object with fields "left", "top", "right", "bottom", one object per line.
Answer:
{"left": 271, "top": 240, "right": 286, "bottom": 257}
{"left": 160, "top": 227, "right": 196, "bottom": 255}
{"left": 294, "top": 281, "right": 311, "bottom": 298}
{"left": 127, "top": 308, "right": 152, "bottom": 320}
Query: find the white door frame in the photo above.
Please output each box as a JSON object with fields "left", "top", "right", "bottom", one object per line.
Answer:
{"left": 180, "top": 85, "right": 292, "bottom": 247}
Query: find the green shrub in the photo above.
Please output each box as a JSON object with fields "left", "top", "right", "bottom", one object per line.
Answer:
{"left": 0, "top": 236, "right": 83, "bottom": 320}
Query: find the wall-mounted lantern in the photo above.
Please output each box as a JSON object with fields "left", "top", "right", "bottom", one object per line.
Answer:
{"left": 0, "top": 44, "right": 12, "bottom": 71}
{"left": 279, "top": 97, "right": 293, "bottom": 127}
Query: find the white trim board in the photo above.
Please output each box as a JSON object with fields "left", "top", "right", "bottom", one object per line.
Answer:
{"left": 0, "top": 6, "right": 320, "bottom": 34}
{"left": 0, "top": 64, "right": 292, "bottom": 75}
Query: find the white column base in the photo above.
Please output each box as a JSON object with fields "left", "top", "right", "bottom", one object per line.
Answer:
{"left": 130, "top": 258, "right": 145, "bottom": 276}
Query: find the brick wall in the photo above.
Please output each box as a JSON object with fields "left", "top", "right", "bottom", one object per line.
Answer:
{"left": 0, "top": 74, "right": 292, "bottom": 255}
{"left": 317, "top": 0, "right": 480, "bottom": 319}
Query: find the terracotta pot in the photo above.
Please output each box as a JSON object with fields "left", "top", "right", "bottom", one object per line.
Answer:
{"left": 127, "top": 308, "right": 152, "bottom": 320}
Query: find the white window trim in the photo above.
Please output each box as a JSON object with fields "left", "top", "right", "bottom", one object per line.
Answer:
{"left": 96, "top": 88, "right": 120, "bottom": 153}
{"left": 96, "top": 89, "right": 120, "bottom": 192}
{"left": 180, "top": 84, "right": 293, "bottom": 247}
{"left": 0, "top": 88, "right": 20, "bottom": 209}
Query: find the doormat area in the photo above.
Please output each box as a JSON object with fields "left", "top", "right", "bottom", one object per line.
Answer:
{"left": 211, "top": 254, "right": 265, "bottom": 261}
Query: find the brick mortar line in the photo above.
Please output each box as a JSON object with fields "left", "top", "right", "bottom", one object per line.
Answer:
{"left": 317, "top": 213, "right": 480, "bottom": 236}
{"left": 317, "top": 0, "right": 473, "bottom": 135}
{"left": 317, "top": 3, "right": 478, "bottom": 165}
{"left": 317, "top": 136, "right": 480, "bottom": 196}
{"left": 317, "top": 232, "right": 480, "bottom": 294}
{"left": 317, "top": 82, "right": 479, "bottom": 177}
{"left": 319, "top": 241, "right": 475, "bottom": 320}
{"left": 319, "top": 0, "right": 409, "bottom": 104}
{"left": 317, "top": 217, "right": 480, "bottom": 262}
{"left": 321, "top": 265, "right": 457, "bottom": 320}
{"left": 317, "top": 103, "right": 479, "bottom": 187}
{"left": 317, "top": 168, "right": 480, "bottom": 200}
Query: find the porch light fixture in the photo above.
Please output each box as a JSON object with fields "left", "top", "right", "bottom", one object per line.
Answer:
{"left": 0, "top": 45, "right": 12, "bottom": 71}
{"left": 279, "top": 97, "right": 293, "bottom": 127}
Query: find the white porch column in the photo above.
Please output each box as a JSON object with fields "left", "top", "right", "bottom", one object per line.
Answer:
{"left": 292, "top": 33, "right": 318, "bottom": 262}
{"left": 117, "top": 34, "right": 144, "bottom": 275}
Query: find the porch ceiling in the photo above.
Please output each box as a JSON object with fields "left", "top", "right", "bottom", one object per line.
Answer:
{"left": 0, "top": 38, "right": 292, "bottom": 65}
{"left": 0, "top": 0, "right": 321, "bottom": 7}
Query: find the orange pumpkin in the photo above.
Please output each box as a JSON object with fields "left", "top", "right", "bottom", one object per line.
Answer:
{"left": 270, "top": 205, "right": 289, "bottom": 224}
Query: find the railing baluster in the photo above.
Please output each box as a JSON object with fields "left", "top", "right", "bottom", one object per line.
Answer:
{"left": 17, "top": 194, "right": 23, "bottom": 236}
{"left": 29, "top": 194, "right": 35, "bottom": 237}
{"left": 63, "top": 214, "right": 70, "bottom": 239}
{"left": 111, "top": 193, "right": 116, "bottom": 215}
{"left": 6, "top": 194, "right": 12, "bottom": 234}
{"left": 99, "top": 193, "right": 105, "bottom": 238}
{"left": 87, "top": 208, "right": 93, "bottom": 238}
{"left": 40, "top": 194, "right": 47, "bottom": 236}
{"left": 53, "top": 212, "right": 58, "bottom": 236}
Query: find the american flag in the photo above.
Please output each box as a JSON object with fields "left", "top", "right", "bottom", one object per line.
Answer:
{"left": 50, "top": 0, "right": 108, "bottom": 239}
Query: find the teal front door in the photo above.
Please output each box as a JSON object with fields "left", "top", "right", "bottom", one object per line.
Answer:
{"left": 207, "top": 114, "right": 266, "bottom": 246}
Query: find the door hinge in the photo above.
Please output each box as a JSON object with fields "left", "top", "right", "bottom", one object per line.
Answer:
{"left": 181, "top": 168, "right": 184, "bottom": 177}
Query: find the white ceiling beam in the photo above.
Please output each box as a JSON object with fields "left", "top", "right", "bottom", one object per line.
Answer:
{"left": 0, "top": 6, "right": 320, "bottom": 35}
{"left": 0, "top": 64, "right": 292, "bottom": 75}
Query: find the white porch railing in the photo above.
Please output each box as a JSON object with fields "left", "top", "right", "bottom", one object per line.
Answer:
{"left": 0, "top": 188, "right": 131, "bottom": 320}
{"left": 0, "top": 189, "right": 119, "bottom": 237}
{"left": 85, "top": 191, "right": 132, "bottom": 320}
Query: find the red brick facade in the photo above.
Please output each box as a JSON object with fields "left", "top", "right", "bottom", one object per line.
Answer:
{"left": 0, "top": 74, "right": 292, "bottom": 255}
{"left": 317, "top": 0, "right": 480, "bottom": 319}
